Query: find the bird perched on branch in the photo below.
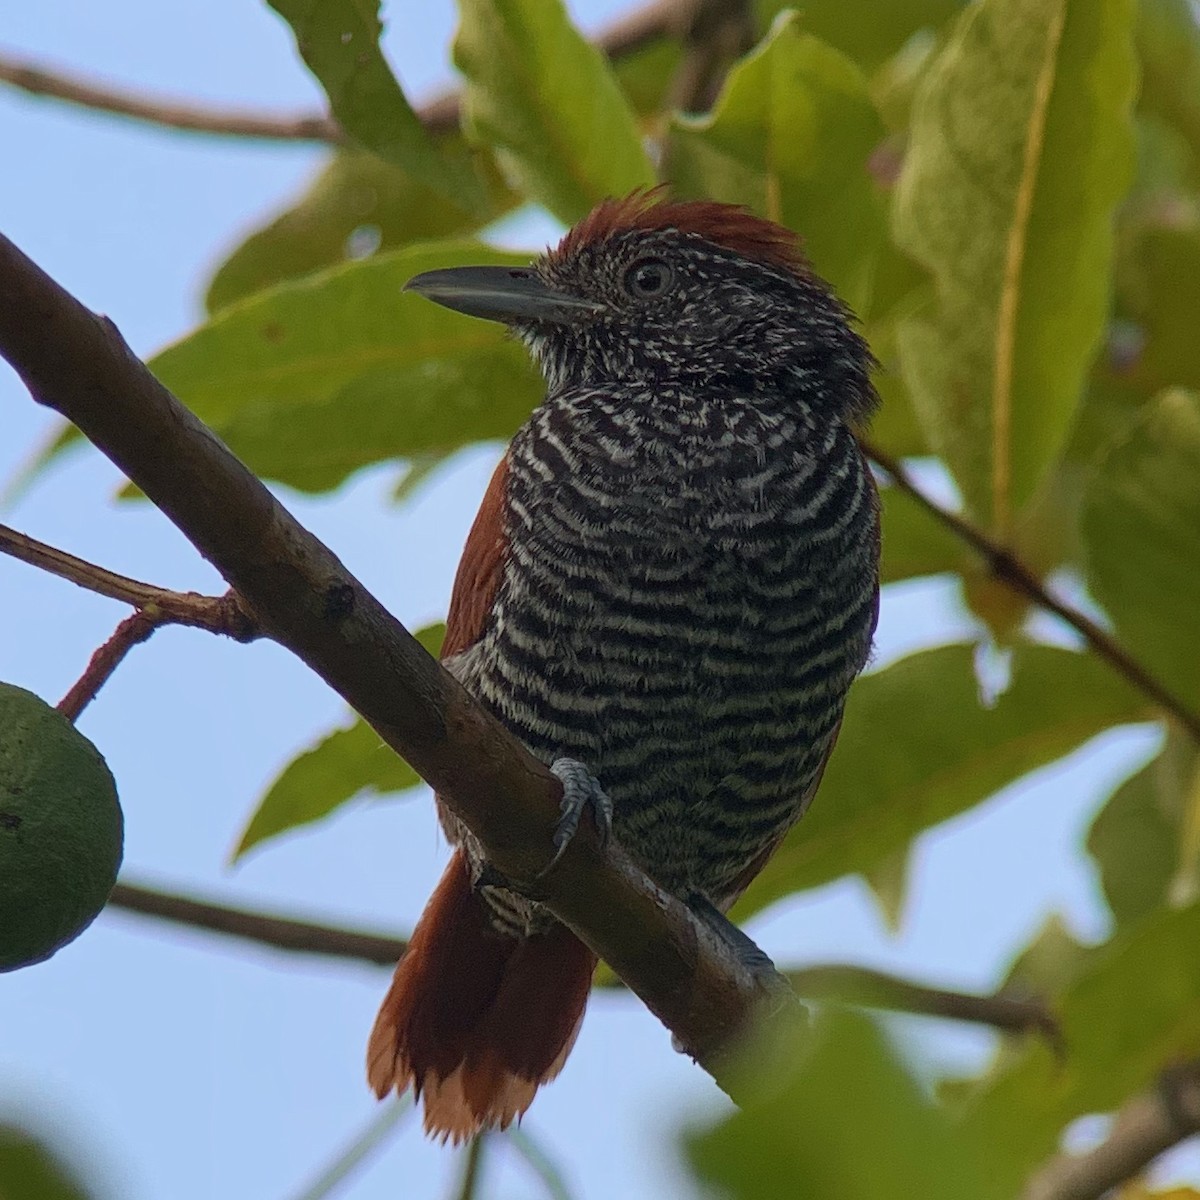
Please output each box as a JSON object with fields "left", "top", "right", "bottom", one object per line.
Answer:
{"left": 367, "top": 191, "right": 880, "bottom": 1142}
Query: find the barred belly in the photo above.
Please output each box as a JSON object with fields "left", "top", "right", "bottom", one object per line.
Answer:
{"left": 446, "top": 389, "right": 879, "bottom": 935}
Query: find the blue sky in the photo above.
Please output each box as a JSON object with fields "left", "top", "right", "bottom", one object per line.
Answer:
{"left": 0, "top": 3, "right": 1167, "bottom": 1197}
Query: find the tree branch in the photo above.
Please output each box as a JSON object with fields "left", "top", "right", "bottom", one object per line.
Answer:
{"left": 863, "top": 441, "right": 1200, "bottom": 743}
{"left": 665, "top": 0, "right": 755, "bottom": 116}
{"left": 0, "top": 228, "right": 777, "bottom": 1096}
{"left": 107, "top": 880, "right": 405, "bottom": 965}
{"left": 0, "top": 521, "right": 258, "bottom": 638}
{"left": 1021, "top": 1060, "right": 1200, "bottom": 1200}
{"left": 104, "top": 879, "right": 1058, "bottom": 1040}
{"left": 57, "top": 611, "right": 161, "bottom": 721}
{"left": 0, "top": 0, "right": 689, "bottom": 144}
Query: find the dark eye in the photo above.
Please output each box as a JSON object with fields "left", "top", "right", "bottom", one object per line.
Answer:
{"left": 623, "top": 257, "right": 674, "bottom": 299}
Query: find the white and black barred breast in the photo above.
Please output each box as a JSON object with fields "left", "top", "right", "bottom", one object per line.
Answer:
{"left": 446, "top": 381, "right": 879, "bottom": 936}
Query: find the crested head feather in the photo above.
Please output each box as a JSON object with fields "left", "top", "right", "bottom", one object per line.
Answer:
{"left": 551, "top": 188, "right": 810, "bottom": 278}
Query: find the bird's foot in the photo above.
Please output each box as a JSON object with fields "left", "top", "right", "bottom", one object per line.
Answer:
{"left": 687, "top": 892, "right": 793, "bottom": 1000}
{"left": 538, "top": 758, "right": 613, "bottom": 877}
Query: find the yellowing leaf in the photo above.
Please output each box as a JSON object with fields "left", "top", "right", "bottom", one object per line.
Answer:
{"left": 669, "top": 18, "right": 886, "bottom": 314}
{"left": 149, "top": 242, "right": 539, "bottom": 492}
{"left": 894, "top": 0, "right": 1137, "bottom": 536}
{"left": 454, "top": 0, "right": 655, "bottom": 224}
{"left": 1083, "top": 389, "right": 1200, "bottom": 712}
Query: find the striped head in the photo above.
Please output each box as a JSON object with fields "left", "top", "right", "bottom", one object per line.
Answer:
{"left": 405, "top": 191, "right": 877, "bottom": 425}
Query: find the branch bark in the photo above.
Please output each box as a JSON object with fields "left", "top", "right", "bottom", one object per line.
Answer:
{"left": 0, "top": 0, "right": 688, "bottom": 143}
{"left": 0, "top": 521, "right": 257, "bottom": 637}
{"left": 105, "top": 879, "right": 1059, "bottom": 1040}
{"left": 0, "top": 228, "right": 775, "bottom": 1095}
{"left": 57, "top": 611, "right": 161, "bottom": 722}
{"left": 1021, "top": 1061, "right": 1200, "bottom": 1200}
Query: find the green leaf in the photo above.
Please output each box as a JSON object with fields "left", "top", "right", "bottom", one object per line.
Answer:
{"left": 686, "top": 1009, "right": 1002, "bottom": 1200}
{"left": 877, "top": 484, "right": 962, "bottom": 584}
{"left": 1000, "top": 912, "right": 1092, "bottom": 998}
{"left": 205, "top": 148, "right": 518, "bottom": 313}
{"left": 150, "top": 241, "right": 540, "bottom": 493}
{"left": 755, "top": 0, "right": 967, "bottom": 71}
{"left": 737, "top": 643, "right": 1146, "bottom": 918}
{"left": 611, "top": 34, "right": 680, "bottom": 120}
{"left": 453, "top": 0, "right": 655, "bottom": 224}
{"left": 1083, "top": 388, "right": 1200, "bottom": 712}
{"left": 234, "top": 623, "right": 445, "bottom": 858}
{"left": 266, "top": 0, "right": 483, "bottom": 209}
{"left": 963, "top": 899, "right": 1200, "bottom": 1195}
{"left": 893, "top": 0, "right": 1138, "bottom": 536}
{"left": 1118, "top": 226, "right": 1200, "bottom": 395}
{"left": 1087, "top": 734, "right": 1197, "bottom": 926}
{"left": 668, "top": 18, "right": 887, "bottom": 314}
{"left": 0, "top": 1125, "right": 95, "bottom": 1200}
{"left": 862, "top": 843, "right": 910, "bottom": 931}
{"left": 1137, "top": 0, "right": 1200, "bottom": 161}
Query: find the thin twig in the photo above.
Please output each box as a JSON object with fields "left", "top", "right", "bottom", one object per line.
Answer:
{"left": 785, "top": 963, "right": 1060, "bottom": 1047}
{"left": 0, "top": 0, "right": 690, "bottom": 143}
{"left": 286, "top": 1098, "right": 412, "bottom": 1200}
{"left": 863, "top": 441, "right": 1200, "bottom": 742}
{"left": 506, "top": 1128, "right": 575, "bottom": 1200}
{"left": 1022, "top": 1060, "right": 1200, "bottom": 1200}
{"left": 0, "top": 521, "right": 258, "bottom": 638}
{"left": 107, "top": 881, "right": 406, "bottom": 965}
{"left": 451, "top": 1135, "right": 488, "bottom": 1200}
{"left": 57, "top": 611, "right": 161, "bottom": 721}
{"left": 0, "top": 53, "right": 346, "bottom": 142}
{"left": 104, "top": 879, "right": 1056, "bottom": 1038}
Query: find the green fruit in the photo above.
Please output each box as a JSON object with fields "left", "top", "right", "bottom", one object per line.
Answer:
{"left": 0, "top": 683, "right": 123, "bottom": 971}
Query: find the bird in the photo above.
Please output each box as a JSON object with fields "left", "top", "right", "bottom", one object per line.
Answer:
{"left": 367, "top": 190, "right": 880, "bottom": 1142}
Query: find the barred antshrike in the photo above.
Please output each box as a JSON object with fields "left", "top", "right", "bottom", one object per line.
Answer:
{"left": 368, "top": 193, "right": 880, "bottom": 1141}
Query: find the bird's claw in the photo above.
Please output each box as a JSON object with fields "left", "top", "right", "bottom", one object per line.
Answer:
{"left": 538, "top": 758, "right": 613, "bottom": 878}
{"left": 687, "top": 891, "right": 792, "bottom": 998}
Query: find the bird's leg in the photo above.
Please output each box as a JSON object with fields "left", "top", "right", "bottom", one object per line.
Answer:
{"left": 538, "top": 758, "right": 614, "bottom": 876}
{"left": 686, "top": 892, "right": 791, "bottom": 994}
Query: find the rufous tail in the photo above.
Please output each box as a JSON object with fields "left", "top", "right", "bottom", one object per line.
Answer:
{"left": 366, "top": 849, "right": 597, "bottom": 1143}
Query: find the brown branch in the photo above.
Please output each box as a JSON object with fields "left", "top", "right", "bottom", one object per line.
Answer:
{"left": 57, "top": 611, "right": 161, "bottom": 721}
{"left": 0, "top": 228, "right": 781, "bottom": 1097}
{"left": 1021, "top": 1060, "right": 1200, "bottom": 1200}
{"left": 0, "top": 521, "right": 258, "bottom": 638}
{"left": 665, "top": 0, "right": 755, "bottom": 116}
{"left": 0, "top": 53, "right": 346, "bottom": 142}
{"left": 0, "top": 0, "right": 691, "bottom": 144}
{"left": 105, "top": 879, "right": 1057, "bottom": 1039}
{"left": 107, "top": 881, "right": 406, "bottom": 965}
{"left": 863, "top": 441, "right": 1200, "bottom": 743}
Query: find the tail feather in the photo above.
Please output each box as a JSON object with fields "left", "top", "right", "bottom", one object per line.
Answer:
{"left": 367, "top": 849, "right": 597, "bottom": 1142}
